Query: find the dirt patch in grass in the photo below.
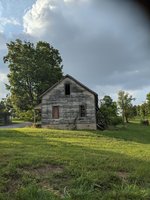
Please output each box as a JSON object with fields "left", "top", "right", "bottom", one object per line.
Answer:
{"left": 23, "top": 164, "right": 64, "bottom": 177}
{"left": 3, "top": 164, "right": 68, "bottom": 198}
{"left": 3, "top": 172, "right": 21, "bottom": 194}
{"left": 117, "top": 171, "right": 129, "bottom": 182}
{"left": 38, "top": 170, "right": 71, "bottom": 198}
{"left": 22, "top": 164, "right": 70, "bottom": 197}
{"left": 38, "top": 180, "right": 65, "bottom": 198}
{"left": 6, "top": 178, "right": 20, "bottom": 193}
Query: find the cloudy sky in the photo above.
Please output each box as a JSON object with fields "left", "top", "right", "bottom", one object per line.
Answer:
{"left": 0, "top": 0, "right": 150, "bottom": 104}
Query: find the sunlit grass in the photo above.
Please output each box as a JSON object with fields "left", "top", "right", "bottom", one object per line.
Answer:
{"left": 0, "top": 123, "right": 150, "bottom": 199}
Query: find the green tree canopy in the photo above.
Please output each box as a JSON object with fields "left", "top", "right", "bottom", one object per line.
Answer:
{"left": 100, "top": 95, "right": 118, "bottom": 117}
{"left": 97, "top": 95, "right": 119, "bottom": 129}
{"left": 0, "top": 98, "right": 11, "bottom": 125}
{"left": 117, "top": 90, "right": 135, "bottom": 123}
{"left": 4, "top": 39, "right": 63, "bottom": 111}
{"left": 140, "top": 102, "right": 149, "bottom": 120}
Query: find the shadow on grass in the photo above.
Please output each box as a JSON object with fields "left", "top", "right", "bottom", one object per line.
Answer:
{"left": 0, "top": 128, "right": 150, "bottom": 200}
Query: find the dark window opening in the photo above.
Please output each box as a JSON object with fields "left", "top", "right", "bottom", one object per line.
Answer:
{"left": 80, "top": 105, "right": 86, "bottom": 117}
{"left": 52, "top": 106, "right": 59, "bottom": 119}
{"left": 65, "top": 84, "right": 70, "bottom": 95}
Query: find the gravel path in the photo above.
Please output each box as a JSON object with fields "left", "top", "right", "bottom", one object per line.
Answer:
{"left": 0, "top": 122, "right": 32, "bottom": 128}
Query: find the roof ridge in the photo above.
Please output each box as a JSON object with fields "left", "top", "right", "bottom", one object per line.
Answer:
{"left": 39, "top": 74, "right": 98, "bottom": 98}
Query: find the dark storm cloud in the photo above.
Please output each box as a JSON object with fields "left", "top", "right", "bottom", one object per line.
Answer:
{"left": 136, "top": 0, "right": 150, "bottom": 18}
{"left": 23, "top": 0, "right": 150, "bottom": 90}
{"left": 1, "top": 0, "right": 150, "bottom": 101}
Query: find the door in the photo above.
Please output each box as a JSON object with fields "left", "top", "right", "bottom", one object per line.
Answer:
{"left": 52, "top": 106, "right": 59, "bottom": 119}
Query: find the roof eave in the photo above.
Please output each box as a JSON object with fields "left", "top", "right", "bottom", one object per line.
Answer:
{"left": 39, "top": 74, "right": 98, "bottom": 98}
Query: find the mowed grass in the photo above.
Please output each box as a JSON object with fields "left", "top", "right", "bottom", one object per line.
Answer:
{"left": 0, "top": 124, "right": 150, "bottom": 200}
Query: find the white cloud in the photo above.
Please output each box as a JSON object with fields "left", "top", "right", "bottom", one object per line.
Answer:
{"left": 0, "top": 17, "right": 20, "bottom": 26}
{"left": 0, "top": 1, "right": 3, "bottom": 14}
{"left": 0, "top": 2, "right": 20, "bottom": 32}
{"left": 64, "top": 0, "right": 89, "bottom": 3}
{"left": 0, "top": 0, "right": 149, "bottom": 102}
{"left": 0, "top": 31, "right": 9, "bottom": 100}
{"left": 23, "top": 0, "right": 91, "bottom": 37}
{"left": 0, "top": 73, "right": 8, "bottom": 99}
{"left": 0, "top": 17, "right": 20, "bottom": 33}
{"left": 23, "top": 0, "right": 59, "bottom": 36}
{"left": 0, "top": 72, "right": 7, "bottom": 82}
{"left": 0, "top": 32, "right": 7, "bottom": 50}
{"left": 22, "top": 0, "right": 150, "bottom": 96}
{"left": 64, "top": 0, "right": 72, "bottom": 2}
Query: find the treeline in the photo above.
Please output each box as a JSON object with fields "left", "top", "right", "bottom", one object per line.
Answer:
{"left": 97, "top": 91, "right": 134, "bottom": 129}
{"left": 1, "top": 39, "right": 150, "bottom": 128}
{"left": 97, "top": 91, "right": 150, "bottom": 129}
{"left": 133, "top": 93, "right": 150, "bottom": 125}
{"left": 1, "top": 88, "right": 148, "bottom": 127}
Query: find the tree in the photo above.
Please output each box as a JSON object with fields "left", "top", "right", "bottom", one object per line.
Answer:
{"left": 136, "top": 105, "right": 141, "bottom": 117}
{"left": 97, "top": 95, "right": 120, "bottom": 129}
{"left": 100, "top": 95, "right": 118, "bottom": 117}
{"left": 140, "top": 102, "right": 149, "bottom": 120}
{"left": 117, "top": 91, "right": 135, "bottom": 123}
{"left": 0, "top": 98, "right": 11, "bottom": 125}
{"left": 146, "top": 93, "right": 150, "bottom": 115}
{"left": 4, "top": 39, "right": 63, "bottom": 112}
{"left": 130, "top": 105, "right": 138, "bottom": 118}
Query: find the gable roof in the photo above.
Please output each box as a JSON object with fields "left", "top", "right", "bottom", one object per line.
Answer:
{"left": 39, "top": 74, "right": 98, "bottom": 98}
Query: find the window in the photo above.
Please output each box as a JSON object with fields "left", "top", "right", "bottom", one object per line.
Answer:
{"left": 65, "top": 84, "right": 70, "bottom": 95}
{"left": 52, "top": 106, "right": 59, "bottom": 119}
{"left": 80, "top": 105, "right": 86, "bottom": 117}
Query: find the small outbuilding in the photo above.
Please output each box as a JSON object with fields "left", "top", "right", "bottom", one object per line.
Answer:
{"left": 36, "top": 74, "right": 98, "bottom": 130}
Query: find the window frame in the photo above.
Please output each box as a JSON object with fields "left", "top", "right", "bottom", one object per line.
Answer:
{"left": 52, "top": 106, "right": 59, "bottom": 119}
{"left": 65, "top": 83, "right": 70, "bottom": 95}
{"left": 79, "top": 105, "right": 86, "bottom": 117}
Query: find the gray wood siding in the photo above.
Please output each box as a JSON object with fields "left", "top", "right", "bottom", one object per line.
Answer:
{"left": 41, "top": 77, "right": 97, "bottom": 130}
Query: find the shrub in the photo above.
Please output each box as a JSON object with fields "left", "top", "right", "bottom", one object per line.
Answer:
{"left": 32, "top": 123, "right": 42, "bottom": 128}
{"left": 140, "top": 120, "right": 149, "bottom": 126}
{"left": 110, "top": 116, "right": 123, "bottom": 126}
{"left": 0, "top": 112, "right": 11, "bottom": 125}
{"left": 97, "top": 112, "right": 123, "bottom": 130}
{"left": 15, "top": 110, "right": 34, "bottom": 121}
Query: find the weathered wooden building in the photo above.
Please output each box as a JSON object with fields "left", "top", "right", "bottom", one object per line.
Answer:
{"left": 37, "top": 75, "right": 98, "bottom": 130}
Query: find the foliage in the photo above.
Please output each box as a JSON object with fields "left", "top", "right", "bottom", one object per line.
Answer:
{"left": 4, "top": 39, "right": 63, "bottom": 112}
{"left": 117, "top": 91, "right": 135, "bottom": 123}
{"left": 140, "top": 119, "right": 149, "bottom": 126}
{"left": 140, "top": 102, "right": 149, "bottom": 120}
{"left": 15, "top": 110, "right": 34, "bottom": 121}
{"left": 97, "top": 95, "right": 121, "bottom": 129}
{"left": 130, "top": 92, "right": 150, "bottom": 121}
{"left": 130, "top": 105, "right": 138, "bottom": 118}
{"left": 0, "top": 98, "right": 11, "bottom": 125}
{"left": 0, "top": 100, "right": 5, "bottom": 112}
{"left": 110, "top": 116, "right": 123, "bottom": 126}
{"left": 0, "top": 123, "right": 150, "bottom": 199}
{"left": 146, "top": 92, "right": 150, "bottom": 109}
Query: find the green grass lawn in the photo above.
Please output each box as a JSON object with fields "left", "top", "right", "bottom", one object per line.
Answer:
{"left": 0, "top": 123, "right": 150, "bottom": 200}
